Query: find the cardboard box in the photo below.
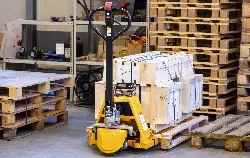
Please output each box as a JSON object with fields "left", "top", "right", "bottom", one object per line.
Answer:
{"left": 128, "top": 43, "right": 143, "bottom": 55}
{"left": 99, "top": 36, "right": 129, "bottom": 46}
{"left": 95, "top": 81, "right": 184, "bottom": 132}
{"left": 98, "top": 15, "right": 105, "bottom": 21}
{"left": 114, "top": 46, "right": 128, "bottom": 54}
{"left": 98, "top": 36, "right": 130, "bottom": 58}
{"left": 99, "top": 45, "right": 128, "bottom": 59}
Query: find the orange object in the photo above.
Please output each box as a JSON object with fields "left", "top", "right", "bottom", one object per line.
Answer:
{"left": 140, "top": 36, "right": 146, "bottom": 43}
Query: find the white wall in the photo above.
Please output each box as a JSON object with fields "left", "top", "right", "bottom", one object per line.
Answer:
{"left": 37, "top": 0, "right": 104, "bottom": 21}
{"left": 37, "top": 0, "right": 135, "bottom": 21}
{"left": 0, "top": 0, "right": 26, "bottom": 32}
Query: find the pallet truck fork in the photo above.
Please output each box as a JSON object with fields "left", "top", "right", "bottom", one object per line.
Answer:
{"left": 86, "top": 2, "right": 159, "bottom": 154}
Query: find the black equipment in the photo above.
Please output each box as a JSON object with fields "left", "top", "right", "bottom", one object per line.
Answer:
{"left": 74, "top": 68, "right": 103, "bottom": 105}
{"left": 89, "top": 2, "right": 131, "bottom": 121}
{"left": 77, "top": 0, "right": 90, "bottom": 19}
{"left": 16, "top": 47, "right": 28, "bottom": 59}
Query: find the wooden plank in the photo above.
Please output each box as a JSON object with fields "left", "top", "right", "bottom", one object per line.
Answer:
{"left": 0, "top": 70, "right": 72, "bottom": 88}
{"left": 192, "top": 115, "right": 242, "bottom": 134}
{"left": 156, "top": 116, "right": 208, "bottom": 150}
{"left": 160, "top": 116, "right": 208, "bottom": 137}
{"left": 43, "top": 109, "right": 66, "bottom": 119}
{"left": 0, "top": 70, "right": 72, "bottom": 100}
{"left": 212, "top": 116, "right": 250, "bottom": 135}
{"left": 161, "top": 135, "right": 190, "bottom": 150}
{"left": 3, "top": 117, "right": 40, "bottom": 129}
{"left": 227, "top": 122, "right": 250, "bottom": 137}
{"left": 42, "top": 96, "right": 67, "bottom": 105}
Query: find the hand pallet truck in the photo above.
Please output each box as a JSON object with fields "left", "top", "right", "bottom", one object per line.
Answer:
{"left": 86, "top": 2, "right": 159, "bottom": 154}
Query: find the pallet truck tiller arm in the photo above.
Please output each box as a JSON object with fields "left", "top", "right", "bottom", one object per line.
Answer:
{"left": 87, "top": 2, "right": 158, "bottom": 154}
{"left": 77, "top": 0, "right": 90, "bottom": 19}
{"left": 89, "top": 2, "right": 131, "bottom": 125}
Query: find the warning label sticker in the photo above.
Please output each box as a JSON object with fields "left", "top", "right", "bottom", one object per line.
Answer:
{"left": 139, "top": 113, "right": 148, "bottom": 132}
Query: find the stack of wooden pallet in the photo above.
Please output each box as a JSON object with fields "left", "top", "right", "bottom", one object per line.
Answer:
{"left": 0, "top": 70, "right": 73, "bottom": 140}
{"left": 191, "top": 114, "right": 250, "bottom": 152}
{"left": 150, "top": 0, "right": 242, "bottom": 119}
{"left": 238, "top": 1, "right": 250, "bottom": 116}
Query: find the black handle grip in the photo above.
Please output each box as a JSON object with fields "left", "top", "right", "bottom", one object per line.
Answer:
{"left": 89, "top": 7, "right": 132, "bottom": 42}
{"left": 112, "top": 8, "right": 131, "bottom": 41}
{"left": 77, "top": 0, "right": 90, "bottom": 19}
{"left": 89, "top": 6, "right": 106, "bottom": 40}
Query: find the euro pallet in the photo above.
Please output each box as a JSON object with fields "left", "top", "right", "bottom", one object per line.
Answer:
{"left": 191, "top": 115, "right": 250, "bottom": 152}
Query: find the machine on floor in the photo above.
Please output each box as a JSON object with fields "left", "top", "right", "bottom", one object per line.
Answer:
{"left": 86, "top": 2, "right": 159, "bottom": 154}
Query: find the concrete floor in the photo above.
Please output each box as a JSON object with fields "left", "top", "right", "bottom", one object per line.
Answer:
{"left": 0, "top": 105, "right": 250, "bottom": 158}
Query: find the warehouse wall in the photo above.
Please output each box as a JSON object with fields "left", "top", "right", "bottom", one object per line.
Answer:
{"left": 37, "top": 0, "right": 104, "bottom": 22}
{"left": 0, "top": 0, "right": 26, "bottom": 32}
{"left": 0, "top": 0, "right": 137, "bottom": 32}
{"left": 37, "top": 0, "right": 135, "bottom": 22}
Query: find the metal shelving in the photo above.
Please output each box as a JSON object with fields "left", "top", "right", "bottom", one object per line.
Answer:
{"left": 5, "top": 58, "right": 72, "bottom": 67}
{"left": 7, "top": 20, "right": 74, "bottom": 26}
{"left": 2, "top": 0, "right": 150, "bottom": 102}
{"left": 76, "top": 20, "right": 147, "bottom": 26}
{"left": 76, "top": 61, "right": 104, "bottom": 66}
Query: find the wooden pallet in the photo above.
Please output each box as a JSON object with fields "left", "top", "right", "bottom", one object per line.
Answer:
{"left": 242, "top": 18, "right": 250, "bottom": 32}
{"left": 196, "top": 53, "right": 238, "bottom": 67}
{"left": 150, "top": 21, "right": 241, "bottom": 34}
{"left": 150, "top": 30, "right": 241, "bottom": 39}
{"left": 0, "top": 110, "right": 68, "bottom": 141}
{"left": 0, "top": 93, "right": 42, "bottom": 114}
{"left": 243, "top": 2, "right": 250, "bottom": 18}
{"left": 156, "top": 47, "right": 238, "bottom": 55}
{"left": 237, "top": 96, "right": 250, "bottom": 113}
{"left": 191, "top": 0, "right": 240, "bottom": 3}
{"left": 151, "top": 3, "right": 241, "bottom": 9}
{"left": 150, "top": 2, "right": 241, "bottom": 10}
{"left": 191, "top": 115, "right": 250, "bottom": 152}
{"left": 42, "top": 87, "right": 67, "bottom": 115}
{"left": 196, "top": 104, "right": 236, "bottom": 116}
{"left": 239, "top": 58, "right": 250, "bottom": 71}
{"left": 193, "top": 106, "right": 236, "bottom": 120}
{"left": 194, "top": 65, "right": 238, "bottom": 83}
{"left": 199, "top": 104, "right": 236, "bottom": 113}
{"left": 0, "top": 108, "right": 42, "bottom": 128}
{"left": 151, "top": 7, "right": 241, "bottom": 20}
{"left": 152, "top": 34, "right": 240, "bottom": 49}
{"left": 238, "top": 71, "right": 250, "bottom": 86}
{"left": 203, "top": 79, "right": 237, "bottom": 96}
{"left": 150, "top": 17, "right": 240, "bottom": 25}
{"left": 157, "top": 45, "right": 239, "bottom": 54}
{"left": 42, "top": 110, "right": 68, "bottom": 128}
{"left": 202, "top": 92, "right": 237, "bottom": 108}
{"left": 188, "top": 38, "right": 240, "bottom": 49}
{"left": 193, "top": 52, "right": 239, "bottom": 66}
{"left": 155, "top": 115, "right": 208, "bottom": 150}
{"left": 237, "top": 86, "right": 250, "bottom": 114}
{"left": 0, "top": 118, "right": 43, "bottom": 141}
{"left": 240, "top": 44, "right": 250, "bottom": 58}
{"left": 166, "top": 51, "right": 239, "bottom": 66}
{"left": 150, "top": 0, "right": 239, "bottom": 3}
{"left": 241, "top": 33, "right": 250, "bottom": 44}
{"left": 0, "top": 70, "right": 72, "bottom": 100}
{"left": 238, "top": 86, "right": 250, "bottom": 96}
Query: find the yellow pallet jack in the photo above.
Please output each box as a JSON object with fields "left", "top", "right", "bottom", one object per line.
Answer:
{"left": 86, "top": 2, "right": 158, "bottom": 154}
